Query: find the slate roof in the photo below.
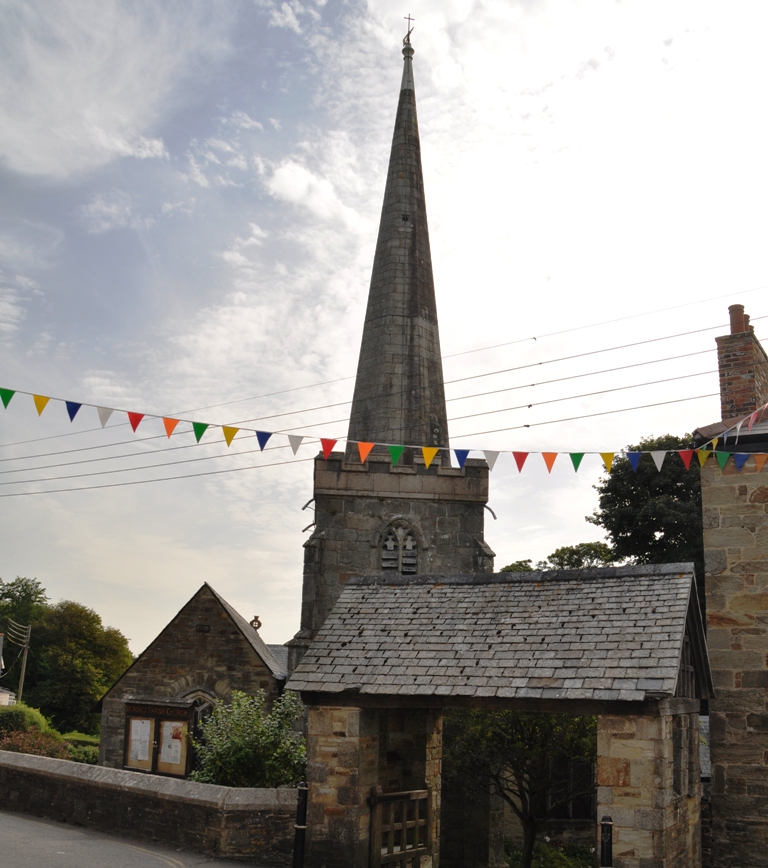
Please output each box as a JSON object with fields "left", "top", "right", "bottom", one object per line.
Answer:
{"left": 288, "top": 564, "right": 711, "bottom": 704}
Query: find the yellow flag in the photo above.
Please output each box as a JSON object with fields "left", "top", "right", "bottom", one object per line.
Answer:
{"left": 600, "top": 452, "right": 615, "bottom": 472}
{"left": 222, "top": 426, "right": 238, "bottom": 447}
{"left": 422, "top": 446, "right": 439, "bottom": 469}
{"left": 697, "top": 449, "right": 710, "bottom": 467}
{"left": 33, "top": 395, "right": 50, "bottom": 416}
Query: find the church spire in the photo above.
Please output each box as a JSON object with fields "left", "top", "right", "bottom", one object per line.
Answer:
{"left": 346, "top": 33, "right": 449, "bottom": 450}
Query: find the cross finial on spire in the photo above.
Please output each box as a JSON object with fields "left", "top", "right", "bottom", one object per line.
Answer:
{"left": 404, "top": 13, "right": 414, "bottom": 44}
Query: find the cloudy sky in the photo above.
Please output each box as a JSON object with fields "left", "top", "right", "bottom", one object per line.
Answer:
{"left": 1, "top": 0, "right": 767, "bottom": 654}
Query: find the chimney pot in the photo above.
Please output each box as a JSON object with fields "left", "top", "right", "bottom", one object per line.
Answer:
{"left": 729, "top": 304, "right": 746, "bottom": 334}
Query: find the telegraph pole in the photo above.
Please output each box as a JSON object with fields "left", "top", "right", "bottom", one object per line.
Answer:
{"left": 7, "top": 619, "right": 31, "bottom": 704}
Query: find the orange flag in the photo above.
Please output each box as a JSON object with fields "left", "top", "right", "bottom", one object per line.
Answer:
{"left": 222, "top": 426, "right": 238, "bottom": 446}
{"left": 33, "top": 395, "right": 50, "bottom": 416}
{"left": 754, "top": 454, "right": 768, "bottom": 473}
{"left": 163, "top": 418, "right": 180, "bottom": 438}
{"left": 357, "top": 442, "right": 374, "bottom": 463}
{"left": 422, "top": 446, "right": 439, "bottom": 469}
{"left": 542, "top": 452, "right": 557, "bottom": 473}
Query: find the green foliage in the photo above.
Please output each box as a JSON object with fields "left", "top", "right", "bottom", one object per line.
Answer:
{"left": 60, "top": 731, "right": 100, "bottom": 746}
{"left": 587, "top": 433, "right": 704, "bottom": 598}
{"left": 0, "top": 728, "right": 69, "bottom": 759}
{"left": 0, "top": 703, "right": 53, "bottom": 735}
{"left": 444, "top": 710, "right": 596, "bottom": 868}
{"left": 0, "top": 576, "right": 49, "bottom": 626}
{"left": 500, "top": 560, "right": 534, "bottom": 572}
{"left": 506, "top": 840, "right": 594, "bottom": 868}
{"left": 65, "top": 743, "right": 99, "bottom": 764}
{"left": 190, "top": 690, "right": 306, "bottom": 788}
{"left": 542, "top": 542, "right": 616, "bottom": 570}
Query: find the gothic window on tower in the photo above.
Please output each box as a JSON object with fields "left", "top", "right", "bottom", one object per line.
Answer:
{"left": 381, "top": 523, "right": 418, "bottom": 574}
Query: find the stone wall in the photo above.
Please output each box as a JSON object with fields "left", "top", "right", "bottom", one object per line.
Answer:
{"left": 597, "top": 708, "right": 701, "bottom": 868}
{"left": 715, "top": 325, "right": 768, "bottom": 421}
{"left": 289, "top": 453, "right": 493, "bottom": 670}
{"left": 0, "top": 749, "right": 296, "bottom": 864}
{"left": 100, "top": 584, "right": 281, "bottom": 769}
{"left": 305, "top": 705, "right": 442, "bottom": 868}
{"left": 701, "top": 457, "right": 768, "bottom": 866}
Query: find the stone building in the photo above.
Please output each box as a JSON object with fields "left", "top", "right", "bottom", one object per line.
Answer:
{"left": 286, "top": 31, "right": 494, "bottom": 674}
{"left": 98, "top": 583, "right": 286, "bottom": 776}
{"left": 288, "top": 564, "right": 712, "bottom": 868}
{"left": 694, "top": 304, "right": 768, "bottom": 867}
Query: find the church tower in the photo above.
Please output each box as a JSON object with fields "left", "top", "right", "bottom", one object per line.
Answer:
{"left": 287, "top": 34, "right": 494, "bottom": 671}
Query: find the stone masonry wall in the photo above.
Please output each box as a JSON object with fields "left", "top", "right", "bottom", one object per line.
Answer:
{"left": 715, "top": 331, "right": 768, "bottom": 421}
{"left": 597, "top": 709, "right": 701, "bottom": 868}
{"left": 0, "top": 750, "right": 296, "bottom": 864}
{"left": 290, "top": 453, "right": 493, "bottom": 669}
{"left": 100, "top": 584, "right": 280, "bottom": 769}
{"left": 701, "top": 458, "right": 768, "bottom": 866}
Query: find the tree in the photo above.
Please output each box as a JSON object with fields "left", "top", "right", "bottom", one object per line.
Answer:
{"left": 1, "top": 578, "right": 133, "bottom": 734}
{"left": 500, "top": 542, "right": 618, "bottom": 573}
{"left": 443, "top": 710, "right": 596, "bottom": 868}
{"left": 587, "top": 433, "right": 704, "bottom": 597}
{"left": 190, "top": 690, "right": 306, "bottom": 788}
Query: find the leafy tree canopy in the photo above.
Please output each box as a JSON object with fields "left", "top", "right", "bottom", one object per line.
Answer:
{"left": 0, "top": 577, "right": 133, "bottom": 734}
{"left": 444, "top": 710, "right": 596, "bottom": 868}
{"left": 587, "top": 433, "right": 704, "bottom": 593}
{"left": 190, "top": 690, "right": 306, "bottom": 788}
{"left": 501, "top": 542, "right": 617, "bottom": 573}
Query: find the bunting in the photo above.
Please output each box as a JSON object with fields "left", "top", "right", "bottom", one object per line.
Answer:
{"left": 2, "top": 382, "right": 768, "bottom": 480}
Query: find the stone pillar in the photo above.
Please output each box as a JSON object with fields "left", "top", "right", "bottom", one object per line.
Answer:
{"left": 306, "top": 706, "right": 381, "bottom": 868}
{"left": 597, "top": 709, "right": 701, "bottom": 868}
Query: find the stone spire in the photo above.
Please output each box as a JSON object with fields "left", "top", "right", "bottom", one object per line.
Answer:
{"left": 347, "top": 34, "right": 449, "bottom": 449}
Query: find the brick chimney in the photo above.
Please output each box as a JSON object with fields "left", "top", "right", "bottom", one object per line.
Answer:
{"left": 715, "top": 304, "right": 768, "bottom": 421}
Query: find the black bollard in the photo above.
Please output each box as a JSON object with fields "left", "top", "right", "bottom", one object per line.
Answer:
{"left": 600, "top": 815, "right": 613, "bottom": 867}
{"left": 292, "top": 782, "right": 308, "bottom": 868}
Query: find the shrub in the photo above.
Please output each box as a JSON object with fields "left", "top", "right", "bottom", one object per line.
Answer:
{"left": 190, "top": 690, "right": 306, "bottom": 788}
{"left": 66, "top": 743, "right": 99, "bottom": 764}
{"left": 506, "top": 840, "right": 595, "bottom": 868}
{"left": 0, "top": 703, "right": 52, "bottom": 735}
{"left": 60, "top": 731, "right": 100, "bottom": 746}
{"left": 0, "top": 729, "right": 69, "bottom": 759}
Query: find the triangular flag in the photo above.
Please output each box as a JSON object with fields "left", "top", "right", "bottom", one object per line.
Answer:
{"left": 222, "top": 426, "right": 238, "bottom": 446}
{"left": 33, "top": 395, "right": 50, "bottom": 416}
{"left": 627, "top": 451, "right": 642, "bottom": 472}
{"left": 256, "top": 431, "right": 272, "bottom": 451}
{"left": 754, "top": 454, "right": 768, "bottom": 472}
{"left": 422, "top": 446, "right": 439, "bottom": 469}
{"left": 600, "top": 452, "right": 614, "bottom": 472}
{"left": 569, "top": 453, "right": 584, "bottom": 472}
{"left": 288, "top": 435, "right": 304, "bottom": 455}
{"left": 512, "top": 451, "right": 528, "bottom": 472}
{"left": 163, "top": 418, "right": 180, "bottom": 438}
{"left": 320, "top": 438, "right": 337, "bottom": 460}
{"left": 357, "top": 441, "right": 374, "bottom": 463}
{"left": 483, "top": 450, "right": 499, "bottom": 470}
{"left": 66, "top": 401, "right": 82, "bottom": 422}
{"left": 697, "top": 449, "right": 710, "bottom": 467}
{"left": 193, "top": 422, "right": 209, "bottom": 443}
{"left": 677, "top": 449, "right": 694, "bottom": 470}
{"left": 734, "top": 453, "right": 750, "bottom": 472}
{"left": 97, "top": 407, "right": 114, "bottom": 428}
{"left": 715, "top": 452, "right": 730, "bottom": 469}
{"left": 390, "top": 445, "right": 406, "bottom": 466}
{"left": 748, "top": 411, "right": 759, "bottom": 432}
{"left": 711, "top": 438, "right": 719, "bottom": 451}
{"left": 0, "top": 388, "right": 14, "bottom": 409}
{"left": 127, "top": 412, "right": 144, "bottom": 432}
{"left": 454, "top": 449, "right": 470, "bottom": 469}
{"left": 650, "top": 451, "right": 666, "bottom": 472}
{"left": 542, "top": 452, "right": 557, "bottom": 473}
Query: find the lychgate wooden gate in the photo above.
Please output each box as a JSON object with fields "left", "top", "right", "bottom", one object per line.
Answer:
{"left": 369, "top": 786, "right": 432, "bottom": 868}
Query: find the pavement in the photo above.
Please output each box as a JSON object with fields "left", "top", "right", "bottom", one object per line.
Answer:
{"left": 0, "top": 810, "right": 252, "bottom": 867}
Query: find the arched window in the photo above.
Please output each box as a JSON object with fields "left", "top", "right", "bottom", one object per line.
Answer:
{"left": 381, "top": 522, "right": 418, "bottom": 574}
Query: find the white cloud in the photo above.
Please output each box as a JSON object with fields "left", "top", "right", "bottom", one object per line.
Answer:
{"left": 230, "top": 110, "right": 263, "bottom": 130}
{"left": 81, "top": 190, "right": 153, "bottom": 234}
{"left": 265, "top": 160, "right": 363, "bottom": 230}
{"left": 0, "top": 1, "right": 233, "bottom": 179}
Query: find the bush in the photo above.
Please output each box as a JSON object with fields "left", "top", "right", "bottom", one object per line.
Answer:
{"left": 506, "top": 840, "right": 595, "bottom": 868}
{"left": 66, "top": 743, "right": 99, "bottom": 764}
{"left": 60, "top": 731, "right": 100, "bottom": 746}
{"left": 0, "top": 729, "right": 69, "bottom": 758}
{"left": 190, "top": 690, "right": 306, "bottom": 788}
{"left": 0, "top": 703, "right": 52, "bottom": 735}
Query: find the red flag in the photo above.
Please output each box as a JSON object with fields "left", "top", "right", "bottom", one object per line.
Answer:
{"left": 128, "top": 412, "right": 144, "bottom": 433}
{"left": 512, "top": 451, "right": 528, "bottom": 472}
{"left": 677, "top": 449, "right": 694, "bottom": 470}
{"left": 320, "top": 438, "right": 337, "bottom": 460}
